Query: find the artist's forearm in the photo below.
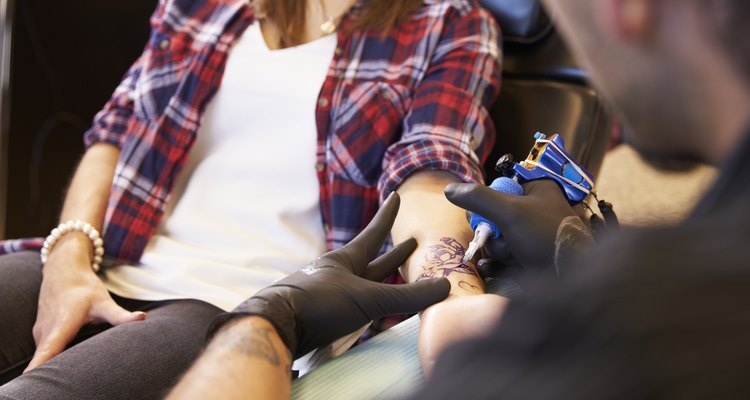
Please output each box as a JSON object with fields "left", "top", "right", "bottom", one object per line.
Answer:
{"left": 168, "top": 316, "right": 292, "bottom": 400}
{"left": 393, "top": 171, "right": 484, "bottom": 296}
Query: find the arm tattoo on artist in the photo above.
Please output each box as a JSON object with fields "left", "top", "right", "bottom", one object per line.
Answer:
{"left": 416, "top": 237, "right": 480, "bottom": 281}
{"left": 220, "top": 326, "right": 282, "bottom": 366}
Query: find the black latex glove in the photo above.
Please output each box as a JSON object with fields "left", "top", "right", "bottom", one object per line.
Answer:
{"left": 445, "top": 179, "right": 588, "bottom": 274}
{"left": 208, "top": 193, "right": 451, "bottom": 360}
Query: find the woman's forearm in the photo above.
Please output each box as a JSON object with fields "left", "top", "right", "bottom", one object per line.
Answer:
{"left": 26, "top": 142, "right": 147, "bottom": 373}
{"left": 49, "top": 143, "right": 119, "bottom": 270}
{"left": 392, "top": 171, "right": 483, "bottom": 296}
{"left": 393, "top": 171, "right": 507, "bottom": 376}
{"left": 60, "top": 143, "right": 119, "bottom": 225}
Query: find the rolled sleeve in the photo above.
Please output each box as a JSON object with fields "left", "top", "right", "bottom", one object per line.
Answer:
{"left": 83, "top": 68, "right": 140, "bottom": 149}
{"left": 377, "top": 5, "right": 502, "bottom": 202}
{"left": 378, "top": 135, "right": 485, "bottom": 200}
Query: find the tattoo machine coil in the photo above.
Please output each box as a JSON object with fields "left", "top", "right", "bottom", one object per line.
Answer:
{"left": 463, "top": 132, "right": 617, "bottom": 263}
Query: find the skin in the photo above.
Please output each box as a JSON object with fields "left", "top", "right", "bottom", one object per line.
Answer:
{"left": 260, "top": 0, "right": 358, "bottom": 50}
{"left": 391, "top": 171, "right": 507, "bottom": 376}
{"left": 262, "top": 0, "right": 505, "bottom": 375}
{"left": 28, "top": 0, "right": 360, "bottom": 372}
{"left": 171, "top": 172, "right": 506, "bottom": 400}
{"left": 25, "top": 143, "right": 146, "bottom": 372}
{"left": 31, "top": 0, "right": 503, "bottom": 381}
{"left": 173, "top": 1, "right": 507, "bottom": 396}
{"left": 174, "top": 0, "right": 750, "bottom": 398}
{"left": 167, "top": 316, "right": 292, "bottom": 400}
{"left": 392, "top": 171, "right": 483, "bottom": 297}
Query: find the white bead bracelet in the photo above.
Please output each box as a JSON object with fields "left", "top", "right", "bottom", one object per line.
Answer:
{"left": 40, "top": 220, "right": 105, "bottom": 272}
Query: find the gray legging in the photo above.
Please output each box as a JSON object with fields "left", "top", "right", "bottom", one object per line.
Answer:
{"left": 0, "top": 251, "right": 224, "bottom": 400}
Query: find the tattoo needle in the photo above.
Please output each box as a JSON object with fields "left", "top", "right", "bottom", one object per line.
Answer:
{"left": 463, "top": 222, "right": 492, "bottom": 263}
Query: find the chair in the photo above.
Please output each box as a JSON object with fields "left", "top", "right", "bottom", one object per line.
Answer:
{"left": 481, "top": 0, "right": 612, "bottom": 183}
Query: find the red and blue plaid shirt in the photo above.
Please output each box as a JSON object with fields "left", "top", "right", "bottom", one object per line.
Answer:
{"left": 1, "top": 0, "right": 501, "bottom": 265}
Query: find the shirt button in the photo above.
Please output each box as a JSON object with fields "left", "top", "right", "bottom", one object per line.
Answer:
{"left": 334, "top": 47, "right": 343, "bottom": 56}
{"left": 315, "top": 162, "right": 326, "bottom": 172}
{"left": 159, "top": 39, "right": 170, "bottom": 50}
{"left": 382, "top": 91, "right": 393, "bottom": 101}
{"left": 318, "top": 97, "right": 329, "bottom": 108}
{"left": 323, "top": 223, "right": 331, "bottom": 231}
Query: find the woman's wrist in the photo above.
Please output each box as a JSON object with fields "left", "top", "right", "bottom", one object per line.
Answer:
{"left": 41, "top": 220, "right": 104, "bottom": 272}
{"left": 43, "top": 233, "right": 98, "bottom": 273}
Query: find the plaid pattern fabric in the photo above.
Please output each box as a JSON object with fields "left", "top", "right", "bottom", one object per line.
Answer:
{"left": 1, "top": 0, "right": 501, "bottom": 265}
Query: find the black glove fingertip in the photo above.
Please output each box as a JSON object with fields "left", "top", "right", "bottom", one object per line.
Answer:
{"left": 443, "top": 182, "right": 474, "bottom": 202}
{"left": 364, "top": 237, "right": 417, "bottom": 282}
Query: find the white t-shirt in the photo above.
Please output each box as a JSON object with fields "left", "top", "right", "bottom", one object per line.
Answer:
{"left": 103, "top": 23, "right": 337, "bottom": 311}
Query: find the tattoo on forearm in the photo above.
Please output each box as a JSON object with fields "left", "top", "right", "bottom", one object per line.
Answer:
{"left": 416, "top": 237, "right": 480, "bottom": 281}
{"left": 221, "top": 325, "right": 282, "bottom": 366}
{"left": 458, "top": 280, "right": 481, "bottom": 291}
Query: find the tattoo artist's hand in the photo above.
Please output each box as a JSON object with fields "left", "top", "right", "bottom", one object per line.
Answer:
{"left": 445, "top": 179, "right": 588, "bottom": 274}
{"left": 210, "top": 193, "right": 451, "bottom": 359}
{"left": 25, "top": 235, "right": 146, "bottom": 372}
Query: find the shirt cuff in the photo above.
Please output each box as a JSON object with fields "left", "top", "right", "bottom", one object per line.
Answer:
{"left": 377, "top": 138, "right": 484, "bottom": 203}
{"left": 83, "top": 126, "right": 128, "bottom": 149}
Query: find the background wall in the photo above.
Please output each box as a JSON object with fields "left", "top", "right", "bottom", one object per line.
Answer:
{"left": 4, "top": 0, "right": 157, "bottom": 238}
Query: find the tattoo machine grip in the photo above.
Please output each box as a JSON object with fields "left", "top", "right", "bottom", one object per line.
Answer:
{"left": 463, "top": 177, "right": 524, "bottom": 262}
{"left": 468, "top": 177, "right": 525, "bottom": 239}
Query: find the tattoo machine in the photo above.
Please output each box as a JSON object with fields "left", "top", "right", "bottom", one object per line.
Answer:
{"left": 463, "top": 131, "right": 617, "bottom": 263}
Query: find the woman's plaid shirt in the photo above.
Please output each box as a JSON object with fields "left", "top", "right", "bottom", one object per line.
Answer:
{"left": 1, "top": 0, "right": 501, "bottom": 265}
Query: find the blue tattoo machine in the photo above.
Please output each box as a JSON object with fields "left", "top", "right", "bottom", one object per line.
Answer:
{"left": 462, "top": 132, "right": 598, "bottom": 263}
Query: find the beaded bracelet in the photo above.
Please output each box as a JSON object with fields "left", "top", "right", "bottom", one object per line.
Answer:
{"left": 40, "top": 220, "right": 105, "bottom": 272}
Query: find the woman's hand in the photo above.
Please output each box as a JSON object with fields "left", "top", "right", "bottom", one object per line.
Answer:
{"left": 25, "top": 234, "right": 146, "bottom": 372}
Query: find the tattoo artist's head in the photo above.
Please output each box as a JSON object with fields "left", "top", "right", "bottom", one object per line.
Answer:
{"left": 542, "top": 0, "right": 750, "bottom": 169}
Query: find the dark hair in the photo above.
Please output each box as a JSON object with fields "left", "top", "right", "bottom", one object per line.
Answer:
{"left": 253, "top": 0, "right": 423, "bottom": 48}
{"left": 703, "top": 1, "right": 750, "bottom": 83}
